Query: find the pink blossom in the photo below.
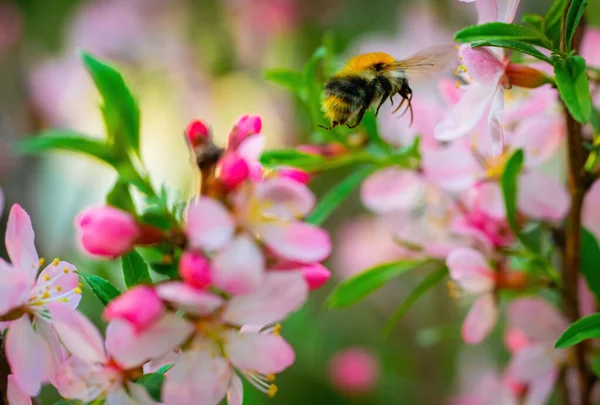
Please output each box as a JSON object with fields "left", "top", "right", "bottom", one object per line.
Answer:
{"left": 75, "top": 206, "right": 142, "bottom": 258}
{"left": 217, "top": 152, "right": 250, "bottom": 190}
{"left": 104, "top": 285, "right": 165, "bottom": 332}
{"left": 459, "top": 0, "right": 521, "bottom": 25}
{"left": 228, "top": 115, "right": 262, "bottom": 152}
{"left": 299, "top": 263, "right": 331, "bottom": 290}
{"left": 448, "top": 372, "right": 518, "bottom": 405}
{"left": 7, "top": 375, "right": 32, "bottom": 405}
{"left": 276, "top": 167, "right": 311, "bottom": 185}
{"left": 178, "top": 251, "right": 212, "bottom": 290}
{"left": 328, "top": 348, "right": 380, "bottom": 395}
{"left": 185, "top": 119, "right": 211, "bottom": 148}
{"left": 1, "top": 204, "right": 81, "bottom": 396}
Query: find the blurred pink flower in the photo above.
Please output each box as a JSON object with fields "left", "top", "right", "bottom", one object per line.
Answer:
{"left": 103, "top": 285, "right": 165, "bottom": 333}
{"left": 583, "top": 179, "right": 600, "bottom": 240}
{"left": 459, "top": 0, "right": 521, "bottom": 24}
{"left": 1, "top": 204, "right": 81, "bottom": 396}
{"left": 328, "top": 348, "right": 380, "bottom": 395}
{"left": 178, "top": 250, "right": 212, "bottom": 290}
{"left": 7, "top": 374, "right": 32, "bottom": 405}
{"left": 0, "top": 3, "right": 21, "bottom": 54}
{"left": 449, "top": 372, "right": 518, "bottom": 405}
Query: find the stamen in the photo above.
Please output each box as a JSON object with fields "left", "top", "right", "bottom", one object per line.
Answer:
{"left": 455, "top": 81, "right": 461, "bottom": 89}
{"left": 267, "top": 385, "right": 278, "bottom": 397}
{"left": 74, "top": 288, "right": 82, "bottom": 295}
{"left": 78, "top": 282, "right": 83, "bottom": 288}
{"left": 56, "top": 286, "right": 63, "bottom": 292}
{"left": 273, "top": 324, "right": 281, "bottom": 336}
{"left": 266, "top": 374, "right": 275, "bottom": 382}
{"left": 63, "top": 268, "right": 69, "bottom": 274}
{"left": 42, "top": 291, "right": 50, "bottom": 299}
{"left": 53, "top": 258, "right": 60, "bottom": 266}
{"left": 44, "top": 274, "right": 50, "bottom": 281}
{"left": 39, "top": 258, "right": 45, "bottom": 266}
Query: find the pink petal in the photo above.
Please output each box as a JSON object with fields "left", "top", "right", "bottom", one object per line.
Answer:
{"left": 162, "top": 349, "right": 231, "bottom": 405}
{"left": 106, "top": 313, "right": 194, "bottom": 369}
{"left": 508, "top": 344, "right": 557, "bottom": 382}
{"left": 47, "top": 302, "right": 107, "bottom": 364}
{"left": 36, "top": 320, "right": 67, "bottom": 386}
{"left": 507, "top": 298, "right": 568, "bottom": 342}
{"left": 225, "top": 331, "right": 295, "bottom": 374}
{"left": 33, "top": 260, "right": 81, "bottom": 309}
{"left": 125, "top": 382, "right": 156, "bottom": 405}
{"left": 510, "top": 117, "right": 564, "bottom": 168}
{"left": 581, "top": 28, "right": 600, "bottom": 68}
{"left": 223, "top": 272, "right": 308, "bottom": 326}
{"left": 518, "top": 172, "right": 570, "bottom": 221}
{"left": 480, "top": 373, "right": 517, "bottom": 405}
{"left": 446, "top": 248, "right": 495, "bottom": 294}
{"left": 185, "top": 197, "right": 235, "bottom": 251}
{"left": 435, "top": 84, "right": 498, "bottom": 141}
{"left": 501, "top": 0, "right": 521, "bottom": 23}
{"left": 462, "top": 294, "right": 498, "bottom": 344}
{"left": 255, "top": 177, "right": 315, "bottom": 218}
{"left": 422, "top": 143, "right": 478, "bottom": 192}
{"left": 360, "top": 168, "right": 425, "bottom": 214}
{"left": 227, "top": 374, "right": 244, "bottom": 405}
{"left": 7, "top": 375, "right": 33, "bottom": 405}
{"left": 488, "top": 88, "right": 505, "bottom": 157}
{"left": 236, "top": 134, "right": 265, "bottom": 163}
{"left": 156, "top": 282, "right": 224, "bottom": 315}
{"left": 461, "top": 45, "right": 505, "bottom": 84}
{"left": 260, "top": 221, "right": 331, "bottom": 263}
{"left": 212, "top": 235, "right": 265, "bottom": 295}
{"left": 524, "top": 369, "right": 558, "bottom": 405}
{"left": 474, "top": 182, "right": 506, "bottom": 219}
{"left": 5, "top": 316, "right": 45, "bottom": 396}
{"left": 583, "top": 179, "right": 600, "bottom": 240}
{"left": 0, "top": 259, "right": 30, "bottom": 315}
{"left": 54, "top": 356, "right": 111, "bottom": 401}
{"left": 475, "top": 0, "right": 498, "bottom": 23}
{"left": 5, "top": 204, "right": 39, "bottom": 281}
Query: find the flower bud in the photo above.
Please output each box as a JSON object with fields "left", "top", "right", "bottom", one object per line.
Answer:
{"left": 104, "top": 285, "right": 164, "bottom": 332}
{"left": 328, "top": 348, "right": 380, "bottom": 395}
{"left": 179, "top": 251, "right": 212, "bottom": 289}
{"left": 505, "top": 63, "right": 549, "bottom": 89}
{"left": 302, "top": 263, "right": 330, "bottom": 290}
{"left": 217, "top": 152, "right": 250, "bottom": 190}
{"left": 229, "top": 115, "right": 262, "bottom": 150}
{"left": 185, "top": 119, "right": 211, "bottom": 148}
{"left": 504, "top": 328, "right": 530, "bottom": 354}
{"left": 277, "top": 167, "right": 310, "bottom": 185}
{"left": 76, "top": 206, "right": 140, "bottom": 258}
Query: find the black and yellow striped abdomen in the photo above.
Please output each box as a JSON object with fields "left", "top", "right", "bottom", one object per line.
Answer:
{"left": 323, "top": 75, "right": 371, "bottom": 125}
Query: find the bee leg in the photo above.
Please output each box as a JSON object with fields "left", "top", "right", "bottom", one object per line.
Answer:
{"left": 407, "top": 93, "right": 414, "bottom": 127}
{"left": 392, "top": 97, "right": 406, "bottom": 114}
{"left": 374, "top": 94, "right": 389, "bottom": 116}
{"left": 318, "top": 122, "right": 338, "bottom": 130}
{"left": 347, "top": 107, "right": 367, "bottom": 129}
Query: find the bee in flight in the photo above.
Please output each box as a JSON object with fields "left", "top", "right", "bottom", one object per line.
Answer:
{"left": 320, "top": 45, "right": 456, "bottom": 130}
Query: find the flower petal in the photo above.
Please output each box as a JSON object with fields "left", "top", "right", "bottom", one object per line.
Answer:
{"left": 261, "top": 221, "right": 331, "bottom": 263}
{"left": 524, "top": 369, "right": 558, "bottom": 405}
{"left": 518, "top": 172, "right": 570, "bottom": 221}
{"left": 508, "top": 344, "right": 557, "bottom": 382}
{"left": 255, "top": 177, "right": 315, "bottom": 218}
{"left": 510, "top": 117, "right": 564, "bottom": 168}
{"left": 126, "top": 382, "right": 156, "bottom": 405}
{"left": 47, "top": 302, "right": 107, "bottom": 364}
{"left": 488, "top": 87, "right": 505, "bottom": 156}
{"left": 185, "top": 197, "right": 235, "bottom": 251}
{"left": 106, "top": 313, "right": 194, "bottom": 369}
{"left": 236, "top": 134, "right": 265, "bottom": 163}
{"left": 156, "top": 282, "right": 224, "bottom": 316}
{"left": 227, "top": 374, "right": 243, "bottom": 405}
{"left": 0, "top": 259, "right": 30, "bottom": 315}
{"left": 225, "top": 331, "right": 295, "bottom": 374}
{"left": 422, "top": 143, "right": 478, "bottom": 192}
{"left": 5, "top": 204, "right": 39, "bottom": 281}
{"left": 33, "top": 261, "right": 81, "bottom": 309}
{"left": 54, "top": 356, "right": 111, "bottom": 401}
{"left": 360, "top": 168, "right": 425, "bottom": 214}
{"left": 475, "top": 0, "right": 498, "bottom": 23}
{"left": 162, "top": 348, "right": 231, "bottom": 405}
{"left": 461, "top": 45, "right": 505, "bottom": 84}
{"left": 462, "top": 294, "right": 498, "bottom": 344}
{"left": 5, "top": 316, "right": 45, "bottom": 396}
{"left": 223, "top": 272, "right": 308, "bottom": 326}
{"left": 36, "top": 320, "right": 67, "bottom": 385}
{"left": 7, "top": 375, "right": 33, "bottom": 405}
{"left": 507, "top": 298, "right": 568, "bottom": 342}
{"left": 501, "top": 0, "right": 520, "bottom": 23}
{"left": 212, "top": 235, "right": 265, "bottom": 295}
{"left": 446, "top": 248, "right": 495, "bottom": 294}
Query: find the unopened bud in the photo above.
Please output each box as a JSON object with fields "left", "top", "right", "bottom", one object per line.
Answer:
{"left": 505, "top": 63, "right": 549, "bottom": 89}
{"left": 217, "top": 152, "right": 250, "bottom": 190}
{"left": 179, "top": 251, "right": 212, "bottom": 289}
{"left": 229, "top": 115, "right": 262, "bottom": 150}
{"left": 185, "top": 119, "right": 211, "bottom": 148}
{"left": 302, "top": 263, "right": 331, "bottom": 290}
{"left": 104, "top": 285, "right": 164, "bottom": 332}
{"left": 277, "top": 167, "right": 311, "bottom": 184}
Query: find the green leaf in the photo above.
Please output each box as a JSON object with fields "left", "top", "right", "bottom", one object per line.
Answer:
{"left": 260, "top": 149, "right": 326, "bottom": 171}
{"left": 382, "top": 266, "right": 448, "bottom": 340}
{"left": 326, "top": 260, "right": 426, "bottom": 308}
{"left": 581, "top": 228, "right": 600, "bottom": 302}
{"left": 137, "top": 373, "right": 165, "bottom": 402}
{"left": 546, "top": 0, "right": 569, "bottom": 46}
{"left": 150, "top": 262, "right": 179, "bottom": 279}
{"left": 591, "top": 352, "right": 600, "bottom": 377}
{"left": 155, "top": 364, "right": 172, "bottom": 374}
{"left": 471, "top": 40, "right": 553, "bottom": 64}
{"left": 78, "top": 272, "right": 121, "bottom": 305}
{"left": 106, "top": 178, "right": 136, "bottom": 212}
{"left": 303, "top": 46, "right": 328, "bottom": 127}
{"left": 522, "top": 14, "right": 545, "bottom": 32}
{"left": 140, "top": 207, "right": 174, "bottom": 230}
{"left": 264, "top": 68, "right": 304, "bottom": 94}
{"left": 122, "top": 250, "right": 152, "bottom": 288}
{"left": 454, "top": 22, "right": 549, "bottom": 48}
{"left": 565, "top": 0, "right": 588, "bottom": 52}
{"left": 307, "top": 166, "right": 375, "bottom": 226}
{"left": 82, "top": 52, "right": 140, "bottom": 153}
{"left": 501, "top": 149, "right": 524, "bottom": 238}
{"left": 555, "top": 56, "right": 592, "bottom": 123}
{"left": 16, "top": 130, "right": 119, "bottom": 166}
{"left": 555, "top": 313, "right": 600, "bottom": 348}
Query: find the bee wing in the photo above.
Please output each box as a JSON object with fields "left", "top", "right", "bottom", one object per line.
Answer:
{"left": 384, "top": 44, "right": 457, "bottom": 82}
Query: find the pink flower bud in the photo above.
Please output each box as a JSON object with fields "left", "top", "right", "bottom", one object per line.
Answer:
{"left": 217, "top": 152, "right": 250, "bottom": 190}
{"left": 104, "top": 285, "right": 164, "bottom": 332}
{"left": 328, "top": 348, "right": 380, "bottom": 395}
{"left": 229, "top": 115, "right": 262, "bottom": 150}
{"left": 179, "top": 251, "right": 212, "bottom": 289}
{"left": 504, "top": 328, "right": 530, "bottom": 354}
{"left": 76, "top": 206, "right": 140, "bottom": 258}
{"left": 277, "top": 167, "right": 310, "bottom": 184}
{"left": 185, "top": 119, "right": 210, "bottom": 148}
{"left": 302, "top": 263, "right": 330, "bottom": 290}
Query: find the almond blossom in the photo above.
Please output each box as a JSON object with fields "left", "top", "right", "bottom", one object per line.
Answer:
{"left": 0, "top": 204, "right": 81, "bottom": 396}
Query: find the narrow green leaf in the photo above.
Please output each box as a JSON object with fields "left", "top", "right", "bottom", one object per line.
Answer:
{"left": 264, "top": 68, "right": 304, "bottom": 94}
{"left": 78, "top": 272, "right": 121, "bottom": 305}
{"left": 454, "top": 23, "right": 549, "bottom": 48}
{"left": 136, "top": 373, "right": 165, "bottom": 402}
{"left": 382, "top": 266, "right": 448, "bottom": 340}
{"left": 155, "top": 364, "right": 173, "bottom": 374}
{"left": 106, "top": 178, "right": 136, "bottom": 212}
{"left": 16, "top": 130, "right": 119, "bottom": 166}
{"left": 260, "top": 149, "right": 326, "bottom": 171}
{"left": 140, "top": 207, "right": 174, "bottom": 230}
{"left": 591, "top": 353, "right": 600, "bottom": 377}
{"left": 326, "top": 260, "right": 426, "bottom": 308}
{"left": 555, "top": 56, "right": 592, "bottom": 123}
{"left": 565, "top": 0, "right": 588, "bottom": 52}
{"left": 307, "top": 166, "right": 376, "bottom": 226}
{"left": 522, "top": 14, "right": 545, "bottom": 32}
{"left": 360, "top": 111, "right": 390, "bottom": 150}
{"left": 501, "top": 149, "right": 524, "bottom": 237}
{"left": 471, "top": 40, "right": 553, "bottom": 64}
{"left": 581, "top": 228, "right": 600, "bottom": 302}
{"left": 303, "top": 46, "right": 328, "bottom": 128}
{"left": 82, "top": 52, "right": 140, "bottom": 153}
{"left": 555, "top": 313, "right": 600, "bottom": 348}
{"left": 546, "top": 0, "right": 569, "bottom": 46}
{"left": 150, "top": 262, "right": 179, "bottom": 279}
{"left": 122, "top": 250, "right": 152, "bottom": 288}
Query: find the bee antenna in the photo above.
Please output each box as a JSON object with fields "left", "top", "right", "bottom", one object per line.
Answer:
{"left": 318, "top": 124, "right": 336, "bottom": 130}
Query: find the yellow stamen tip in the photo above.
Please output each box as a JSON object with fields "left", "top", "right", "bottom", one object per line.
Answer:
{"left": 455, "top": 81, "right": 461, "bottom": 89}
{"left": 42, "top": 291, "right": 50, "bottom": 299}
{"left": 74, "top": 288, "right": 82, "bottom": 295}
{"left": 267, "top": 384, "right": 278, "bottom": 398}
{"left": 267, "top": 373, "right": 276, "bottom": 382}
{"left": 63, "top": 268, "right": 69, "bottom": 274}
{"left": 39, "top": 258, "right": 45, "bottom": 266}
{"left": 44, "top": 274, "right": 50, "bottom": 281}
{"left": 53, "top": 258, "right": 60, "bottom": 266}
{"left": 78, "top": 282, "right": 83, "bottom": 288}
{"left": 56, "top": 286, "right": 62, "bottom": 292}
{"left": 273, "top": 323, "right": 281, "bottom": 336}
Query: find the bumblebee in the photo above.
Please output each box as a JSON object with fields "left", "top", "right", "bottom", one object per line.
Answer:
{"left": 321, "top": 45, "right": 455, "bottom": 129}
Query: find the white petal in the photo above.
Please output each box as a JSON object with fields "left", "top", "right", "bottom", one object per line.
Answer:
{"left": 462, "top": 294, "right": 498, "bottom": 344}
{"left": 224, "top": 331, "right": 295, "bottom": 374}
{"left": 227, "top": 374, "right": 243, "bottom": 405}
{"left": 7, "top": 375, "right": 33, "bottom": 405}
{"left": 5, "top": 316, "right": 45, "bottom": 396}
{"left": 360, "top": 168, "right": 426, "bottom": 214}
{"left": 0, "top": 259, "right": 30, "bottom": 315}
{"left": 35, "top": 320, "right": 67, "bottom": 385}
{"left": 126, "top": 382, "right": 156, "bottom": 405}
{"left": 156, "top": 282, "right": 223, "bottom": 315}
{"left": 185, "top": 197, "right": 235, "bottom": 251}
{"left": 260, "top": 221, "right": 331, "bottom": 263}
{"left": 446, "top": 248, "right": 495, "bottom": 294}
{"left": 518, "top": 172, "right": 570, "bottom": 221}
{"left": 488, "top": 88, "right": 505, "bottom": 157}
{"left": 212, "top": 235, "right": 265, "bottom": 295}
{"left": 254, "top": 177, "right": 315, "bottom": 218}
{"left": 5, "top": 204, "right": 39, "bottom": 281}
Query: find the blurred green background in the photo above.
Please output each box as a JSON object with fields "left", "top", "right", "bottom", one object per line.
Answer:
{"left": 1, "top": 0, "right": 600, "bottom": 404}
